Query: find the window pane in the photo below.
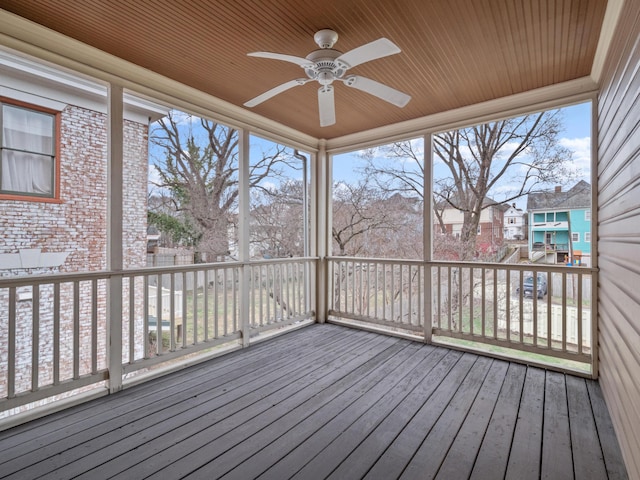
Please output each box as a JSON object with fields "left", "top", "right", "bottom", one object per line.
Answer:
{"left": 3, "top": 105, "right": 54, "bottom": 154}
{"left": 249, "top": 136, "right": 309, "bottom": 259}
{"left": 332, "top": 137, "right": 424, "bottom": 259}
{"left": 148, "top": 109, "right": 239, "bottom": 262}
{"left": 1, "top": 150, "right": 53, "bottom": 195}
{"left": 432, "top": 103, "right": 591, "bottom": 264}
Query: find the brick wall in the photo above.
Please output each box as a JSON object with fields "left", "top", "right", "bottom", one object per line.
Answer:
{"left": 0, "top": 103, "right": 149, "bottom": 397}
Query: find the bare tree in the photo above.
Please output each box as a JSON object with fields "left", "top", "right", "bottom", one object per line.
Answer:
{"left": 250, "top": 179, "right": 306, "bottom": 258}
{"left": 363, "top": 110, "right": 573, "bottom": 260}
{"left": 150, "top": 111, "right": 294, "bottom": 261}
{"left": 331, "top": 179, "right": 408, "bottom": 256}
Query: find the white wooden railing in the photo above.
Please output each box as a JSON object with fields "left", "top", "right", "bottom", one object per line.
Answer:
{"left": 0, "top": 258, "right": 315, "bottom": 415}
{"left": 328, "top": 257, "right": 596, "bottom": 373}
{"left": 0, "top": 254, "right": 597, "bottom": 419}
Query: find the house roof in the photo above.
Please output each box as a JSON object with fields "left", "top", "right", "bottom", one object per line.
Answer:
{"left": 0, "top": 1, "right": 610, "bottom": 141}
{"left": 526, "top": 180, "right": 591, "bottom": 211}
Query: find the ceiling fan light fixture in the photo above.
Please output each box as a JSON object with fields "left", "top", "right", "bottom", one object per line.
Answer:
{"left": 313, "top": 29, "right": 339, "bottom": 49}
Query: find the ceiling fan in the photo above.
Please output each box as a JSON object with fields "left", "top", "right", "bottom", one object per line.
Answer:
{"left": 244, "top": 29, "right": 411, "bottom": 127}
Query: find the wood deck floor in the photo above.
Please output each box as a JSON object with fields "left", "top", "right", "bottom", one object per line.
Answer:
{"left": 0, "top": 323, "right": 628, "bottom": 480}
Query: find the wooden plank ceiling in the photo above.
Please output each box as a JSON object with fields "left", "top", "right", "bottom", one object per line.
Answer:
{"left": 0, "top": 0, "right": 607, "bottom": 139}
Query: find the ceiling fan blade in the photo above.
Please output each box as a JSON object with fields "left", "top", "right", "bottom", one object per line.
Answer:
{"left": 335, "top": 38, "right": 401, "bottom": 69}
{"left": 244, "top": 78, "right": 310, "bottom": 108}
{"left": 343, "top": 75, "right": 411, "bottom": 108}
{"left": 247, "top": 51, "right": 313, "bottom": 68}
{"left": 318, "top": 85, "right": 336, "bottom": 127}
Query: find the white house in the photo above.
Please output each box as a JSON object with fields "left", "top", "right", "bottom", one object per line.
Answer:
{"left": 503, "top": 203, "right": 526, "bottom": 240}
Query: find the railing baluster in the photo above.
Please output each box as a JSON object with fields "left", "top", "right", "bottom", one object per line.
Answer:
{"left": 389, "top": 264, "right": 394, "bottom": 323}
{"left": 129, "top": 277, "right": 135, "bottom": 363}
{"left": 469, "top": 267, "right": 474, "bottom": 335}
{"left": 170, "top": 273, "right": 176, "bottom": 351}
{"left": 73, "top": 280, "right": 80, "bottom": 379}
{"left": 374, "top": 262, "right": 379, "bottom": 319}
{"left": 457, "top": 266, "right": 462, "bottom": 333}
{"left": 562, "top": 271, "right": 567, "bottom": 353}
{"left": 492, "top": 267, "right": 497, "bottom": 340}
{"left": 267, "top": 264, "right": 273, "bottom": 323}
{"left": 156, "top": 274, "right": 162, "bottom": 356}
{"left": 143, "top": 275, "right": 149, "bottom": 358}
{"left": 53, "top": 282, "right": 60, "bottom": 385}
{"left": 436, "top": 266, "right": 441, "bottom": 330}
{"left": 505, "top": 270, "right": 511, "bottom": 342}
{"left": 222, "top": 268, "right": 228, "bottom": 335}
{"left": 519, "top": 271, "right": 525, "bottom": 345}
{"left": 8, "top": 286, "right": 16, "bottom": 398}
{"left": 447, "top": 266, "right": 452, "bottom": 331}
{"left": 382, "top": 263, "right": 387, "bottom": 321}
{"left": 399, "top": 264, "right": 403, "bottom": 324}
{"left": 547, "top": 272, "right": 553, "bottom": 350}
{"left": 91, "top": 279, "right": 98, "bottom": 374}
{"left": 203, "top": 269, "right": 209, "bottom": 341}
{"left": 285, "top": 263, "right": 291, "bottom": 319}
{"left": 32, "top": 284, "right": 40, "bottom": 391}
{"left": 213, "top": 268, "right": 219, "bottom": 339}
{"left": 295, "top": 262, "right": 299, "bottom": 316}
{"left": 193, "top": 271, "right": 199, "bottom": 343}
{"left": 182, "top": 271, "right": 188, "bottom": 348}
{"left": 481, "top": 268, "right": 485, "bottom": 337}
{"left": 410, "top": 265, "right": 414, "bottom": 326}
{"left": 233, "top": 267, "right": 238, "bottom": 331}
{"left": 578, "top": 272, "right": 583, "bottom": 355}
{"left": 533, "top": 272, "right": 538, "bottom": 347}
{"left": 416, "top": 265, "right": 420, "bottom": 325}
{"left": 259, "top": 265, "right": 264, "bottom": 326}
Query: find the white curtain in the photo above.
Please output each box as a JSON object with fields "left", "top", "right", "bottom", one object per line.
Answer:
{"left": 2, "top": 105, "right": 54, "bottom": 195}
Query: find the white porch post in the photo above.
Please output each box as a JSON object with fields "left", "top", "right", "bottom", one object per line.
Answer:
{"left": 423, "top": 133, "right": 433, "bottom": 343}
{"left": 590, "top": 94, "right": 599, "bottom": 379}
{"left": 107, "top": 83, "right": 124, "bottom": 393}
{"left": 238, "top": 127, "right": 251, "bottom": 346}
{"left": 314, "top": 140, "right": 329, "bottom": 323}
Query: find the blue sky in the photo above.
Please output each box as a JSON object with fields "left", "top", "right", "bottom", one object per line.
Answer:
{"left": 332, "top": 101, "right": 592, "bottom": 209}
{"left": 149, "top": 101, "right": 592, "bottom": 210}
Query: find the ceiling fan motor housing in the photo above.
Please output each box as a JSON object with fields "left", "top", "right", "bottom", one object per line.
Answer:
{"left": 304, "top": 49, "right": 347, "bottom": 84}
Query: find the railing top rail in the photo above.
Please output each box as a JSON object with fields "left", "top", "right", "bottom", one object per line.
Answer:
{"left": 0, "top": 269, "right": 114, "bottom": 288}
{"left": 326, "top": 256, "right": 597, "bottom": 274}
{"left": 0, "top": 256, "right": 320, "bottom": 288}
{"left": 326, "top": 256, "right": 423, "bottom": 267}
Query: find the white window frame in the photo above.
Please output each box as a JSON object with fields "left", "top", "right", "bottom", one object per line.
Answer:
{"left": 585, "top": 209, "right": 591, "bottom": 221}
{"left": 572, "top": 232, "right": 580, "bottom": 242}
{"left": 585, "top": 232, "right": 591, "bottom": 242}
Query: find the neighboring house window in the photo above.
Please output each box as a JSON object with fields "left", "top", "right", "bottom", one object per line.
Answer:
{"left": 477, "top": 225, "right": 481, "bottom": 234}
{"left": 585, "top": 210, "right": 591, "bottom": 221}
{"left": 572, "top": 232, "right": 580, "bottom": 242}
{"left": 585, "top": 232, "right": 591, "bottom": 242}
{"left": 1, "top": 101, "right": 58, "bottom": 199}
{"left": 508, "top": 217, "right": 516, "bottom": 224}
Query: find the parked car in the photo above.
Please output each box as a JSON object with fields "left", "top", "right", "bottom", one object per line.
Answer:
{"left": 518, "top": 273, "right": 548, "bottom": 299}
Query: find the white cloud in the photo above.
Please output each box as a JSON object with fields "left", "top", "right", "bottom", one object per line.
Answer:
{"left": 560, "top": 137, "right": 591, "bottom": 181}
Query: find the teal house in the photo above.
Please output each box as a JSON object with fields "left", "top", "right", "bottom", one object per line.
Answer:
{"left": 526, "top": 180, "right": 591, "bottom": 266}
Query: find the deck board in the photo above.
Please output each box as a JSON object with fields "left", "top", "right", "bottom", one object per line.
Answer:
{"left": 505, "top": 367, "right": 545, "bottom": 479}
{"left": 469, "top": 362, "right": 527, "bottom": 480}
{"left": 541, "top": 371, "right": 574, "bottom": 479}
{"left": 0, "top": 323, "right": 628, "bottom": 480}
